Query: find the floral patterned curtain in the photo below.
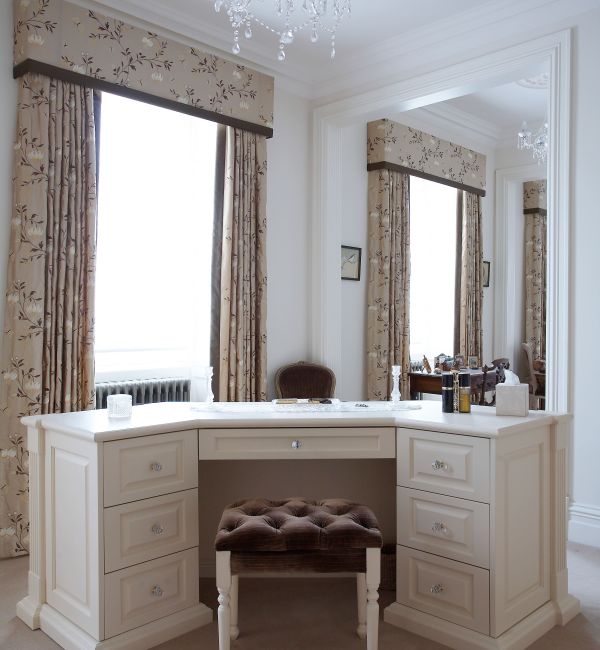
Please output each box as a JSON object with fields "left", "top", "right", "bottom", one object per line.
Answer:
{"left": 0, "top": 74, "right": 98, "bottom": 558}
{"left": 458, "top": 191, "right": 483, "bottom": 361}
{"left": 366, "top": 169, "right": 410, "bottom": 400}
{"left": 524, "top": 180, "right": 547, "bottom": 360}
{"left": 218, "top": 127, "right": 267, "bottom": 401}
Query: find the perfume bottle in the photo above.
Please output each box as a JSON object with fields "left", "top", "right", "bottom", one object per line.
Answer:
{"left": 458, "top": 371, "right": 471, "bottom": 413}
{"left": 442, "top": 372, "right": 454, "bottom": 413}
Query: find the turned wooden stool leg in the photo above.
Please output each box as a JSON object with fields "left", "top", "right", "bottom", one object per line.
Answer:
{"left": 217, "top": 551, "right": 232, "bottom": 650}
{"left": 356, "top": 573, "right": 367, "bottom": 639}
{"left": 366, "top": 548, "right": 381, "bottom": 650}
{"left": 230, "top": 575, "right": 239, "bottom": 640}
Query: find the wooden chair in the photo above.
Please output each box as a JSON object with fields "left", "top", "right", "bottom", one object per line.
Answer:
{"left": 215, "top": 498, "right": 382, "bottom": 650}
{"left": 274, "top": 361, "right": 336, "bottom": 398}
{"left": 522, "top": 343, "right": 546, "bottom": 409}
{"left": 479, "top": 358, "right": 510, "bottom": 406}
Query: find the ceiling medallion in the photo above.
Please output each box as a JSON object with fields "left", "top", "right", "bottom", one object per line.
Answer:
{"left": 516, "top": 72, "right": 549, "bottom": 90}
{"left": 213, "top": 0, "right": 351, "bottom": 61}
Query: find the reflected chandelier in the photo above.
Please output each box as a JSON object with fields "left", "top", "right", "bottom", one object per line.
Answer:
{"left": 213, "top": 0, "right": 351, "bottom": 61}
{"left": 517, "top": 121, "right": 548, "bottom": 164}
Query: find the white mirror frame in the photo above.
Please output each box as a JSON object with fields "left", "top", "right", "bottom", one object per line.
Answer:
{"left": 310, "top": 29, "right": 571, "bottom": 413}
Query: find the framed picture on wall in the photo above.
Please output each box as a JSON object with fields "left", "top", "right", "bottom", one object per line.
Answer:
{"left": 341, "top": 245, "right": 362, "bottom": 281}
{"left": 483, "top": 260, "right": 490, "bottom": 287}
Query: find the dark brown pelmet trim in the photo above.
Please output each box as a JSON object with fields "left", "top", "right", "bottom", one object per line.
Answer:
{"left": 210, "top": 124, "right": 227, "bottom": 401}
{"left": 367, "top": 161, "right": 486, "bottom": 197}
{"left": 523, "top": 207, "right": 547, "bottom": 216}
{"left": 13, "top": 59, "right": 273, "bottom": 138}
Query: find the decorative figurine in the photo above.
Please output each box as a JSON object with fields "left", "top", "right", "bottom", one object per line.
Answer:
{"left": 423, "top": 355, "right": 432, "bottom": 373}
{"left": 391, "top": 365, "right": 401, "bottom": 403}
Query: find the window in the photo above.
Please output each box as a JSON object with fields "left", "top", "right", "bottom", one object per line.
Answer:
{"left": 409, "top": 176, "right": 458, "bottom": 361}
{"left": 94, "top": 92, "right": 217, "bottom": 382}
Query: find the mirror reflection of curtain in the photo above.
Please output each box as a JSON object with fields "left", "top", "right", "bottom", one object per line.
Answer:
{"left": 0, "top": 74, "right": 99, "bottom": 559}
{"left": 366, "top": 169, "right": 410, "bottom": 400}
{"left": 524, "top": 180, "right": 547, "bottom": 360}
{"left": 457, "top": 191, "right": 483, "bottom": 362}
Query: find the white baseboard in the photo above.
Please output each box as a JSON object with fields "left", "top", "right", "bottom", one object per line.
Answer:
{"left": 569, "top": 502, "right": 600, "bottom": 548}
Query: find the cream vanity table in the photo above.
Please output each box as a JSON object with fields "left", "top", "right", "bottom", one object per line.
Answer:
{"left": 16, "top": 402, "right": 579, "bottom": 650}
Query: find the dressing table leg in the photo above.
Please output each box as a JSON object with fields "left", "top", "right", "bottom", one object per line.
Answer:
{"left": 217, "top": 551, "right": 232, "bottom": 650}
{"left": 356, "top": 572, "right": 367, "bottom": 638}
{"left": 366, "top": 548, "right": 381, "bottom": 650}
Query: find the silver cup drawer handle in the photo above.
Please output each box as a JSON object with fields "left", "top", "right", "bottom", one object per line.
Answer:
{"left": 291, "top": 440, "right": 302, "bottom": 450}
{"left": 151, "top": 585, "right": 164, "bottom": 597}
{"left": 150, "top": 462, "right": 163, "bottom": 472}
{"left": 430, "top": 583, "right": 445, "bottom": 594}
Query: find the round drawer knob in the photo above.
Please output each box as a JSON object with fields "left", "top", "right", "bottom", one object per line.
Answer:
{"left": 430, "top": 583, "right": 445, "bottom": 594}
{"left": 151, "top": 585, "right": 164, "bottom": 597}
{"left": 151, "top": 523, "right": 165, "bottom": 535}
{"left": 431, "top": 522, "right": 448, "bottom": 534}
{"left": 291, "top": 440, "right": 302, "bottom": 450}
{"left": 150, "top": 462, "right": 163, "bottom": 472}
{"left": 431, "top": 459, "right": 447, "bottom": 471}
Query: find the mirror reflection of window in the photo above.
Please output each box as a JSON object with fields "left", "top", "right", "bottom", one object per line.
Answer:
{"left": 409, "top": 176, "right": 458, "bottom": 362}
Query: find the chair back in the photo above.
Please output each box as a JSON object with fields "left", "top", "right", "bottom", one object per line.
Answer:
{"left": 274, "top": 361, "right": 336, "bottom": 399}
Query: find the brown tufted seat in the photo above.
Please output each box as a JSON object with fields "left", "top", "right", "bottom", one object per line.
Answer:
{"left": 215, "top": 497, "right": 382, "bottom": 650}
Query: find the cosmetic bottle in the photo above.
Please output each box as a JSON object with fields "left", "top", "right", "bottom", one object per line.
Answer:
{"left": 442, "top": 372, "right": 454, "bottom": 413}
{"left": 458, "top": 371, "right": 471, "bottom": 413}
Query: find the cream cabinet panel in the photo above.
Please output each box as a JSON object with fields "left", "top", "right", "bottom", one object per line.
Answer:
{"left": 104, "top": 489, "right": 199, "bottom": 573}
{"left": 104, "top": 430, "right": 198, "bottom": 507}
{"left": 199, "top": 427, "right": 395, "bottom": 459}
{"left": 104, "top": 547, "right": 199, "bottom": 638}
{"left": 397, "top": 428, "right": 490, "bottom": 502}
{"left": 397, "top": 487, "right": 490, "bottom": 568}
{"left": 397, "top": 545, "right": 490, "bottom": 635}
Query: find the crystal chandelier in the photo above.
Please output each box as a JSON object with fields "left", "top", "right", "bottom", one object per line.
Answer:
{"left": 517, "top": 121, "right": 548, "bottom": 164}
{"left": 213, "top": 0, "right": 351, "bottom": 61}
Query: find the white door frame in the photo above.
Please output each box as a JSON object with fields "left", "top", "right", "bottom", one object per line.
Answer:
{"left": 310, "top": 29, "right": 571, "bottom": 412}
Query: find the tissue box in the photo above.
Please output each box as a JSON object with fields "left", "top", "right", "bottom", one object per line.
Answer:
{"left": 496, "top": 383, "right": 529, "bottom": 416}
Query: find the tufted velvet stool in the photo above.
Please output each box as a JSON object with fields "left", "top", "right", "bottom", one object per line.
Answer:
{"left": 215, "top": 497, "right": 383, "bottom": 650}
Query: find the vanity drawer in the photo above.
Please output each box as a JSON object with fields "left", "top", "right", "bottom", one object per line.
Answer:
{"left": 103, "top": 430, "right": 198, "bottom": 507}
{"left": 397, "top": 487, "right": 489, "bottom": 568}
{"left": 397, "top": 545, "right": 489, "bottom": 635}
{"left": 397, "top": 428, "right": 490, "bottom": 502}
{"left": 198, "top": 427, "right": 395, "bottom": 459}
{"left": 104, "top": 547, "right": 199, "bottom": 638}
{"left": 104, "top": 489, "right": 199, "bottom": 573}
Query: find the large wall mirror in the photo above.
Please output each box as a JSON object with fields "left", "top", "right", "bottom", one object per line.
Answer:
{"left": 310, "top": 31, "right": 570, "bottom": 413}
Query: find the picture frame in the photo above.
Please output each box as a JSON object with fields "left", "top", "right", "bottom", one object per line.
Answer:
{"left": 341, "top": 245, "right": 362, "bottom": 281}
{"left": 468, "top": 355, "right": 479, "bottom": 369}
{"left": 483, "top": 260, "right": 490, "bottom": 287}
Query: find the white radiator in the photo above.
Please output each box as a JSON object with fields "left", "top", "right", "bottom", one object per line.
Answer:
{"left": 95, "top": 377, "right": 190, "bottom": 409}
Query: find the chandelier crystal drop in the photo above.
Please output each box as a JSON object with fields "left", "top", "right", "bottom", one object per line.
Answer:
{"left": 517, "top": 121, "right": 548, "bottom": 164}
{"left": 213, "top": 0, "right": 351, "bottom": 61}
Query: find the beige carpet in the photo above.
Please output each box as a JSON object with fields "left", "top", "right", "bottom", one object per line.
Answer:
{"left": 1, "top": 544, "right": 599, "bottom": 649}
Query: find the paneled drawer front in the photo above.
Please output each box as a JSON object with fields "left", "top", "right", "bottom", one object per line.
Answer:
{"left": 104, "top": 489, "right": 199, "bottom": 573}
{"left": 104, "top": 547, "right": 199, "bottom": 638}
{"left": 397, "top": 545, "right": 490, "bottom": 635}
{"left": 397, "top": 487, "right": 490, "bottom": 568}
{"left": 397, "top": 428, "right": 490, "bottom": 502}
{"left": 104, "top": 430, "right": 198, "bottom": 507}
{"left": 198, "top": 427, "right": 395, "bottom": 459}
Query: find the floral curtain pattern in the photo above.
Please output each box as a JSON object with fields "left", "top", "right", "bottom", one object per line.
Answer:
{"left": 13, "top": 0, "right": 274, "bottom": 131}
{"left": 367, "top": 119, "right": 486, "bottom": 195}
{"left": 218, "top": 127, "right": 267, "bottom": 401}
{"left": 366, "top": 169, "right": 411, "bottom": 400}
{"left": 458, "top": 191, "right": 483, "bottom": 361}
{"left": 524, "top": 180, "right": 547, "bottom": 360}
{"left": 0, "top": 73, "right": 97, "bottom": 558}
